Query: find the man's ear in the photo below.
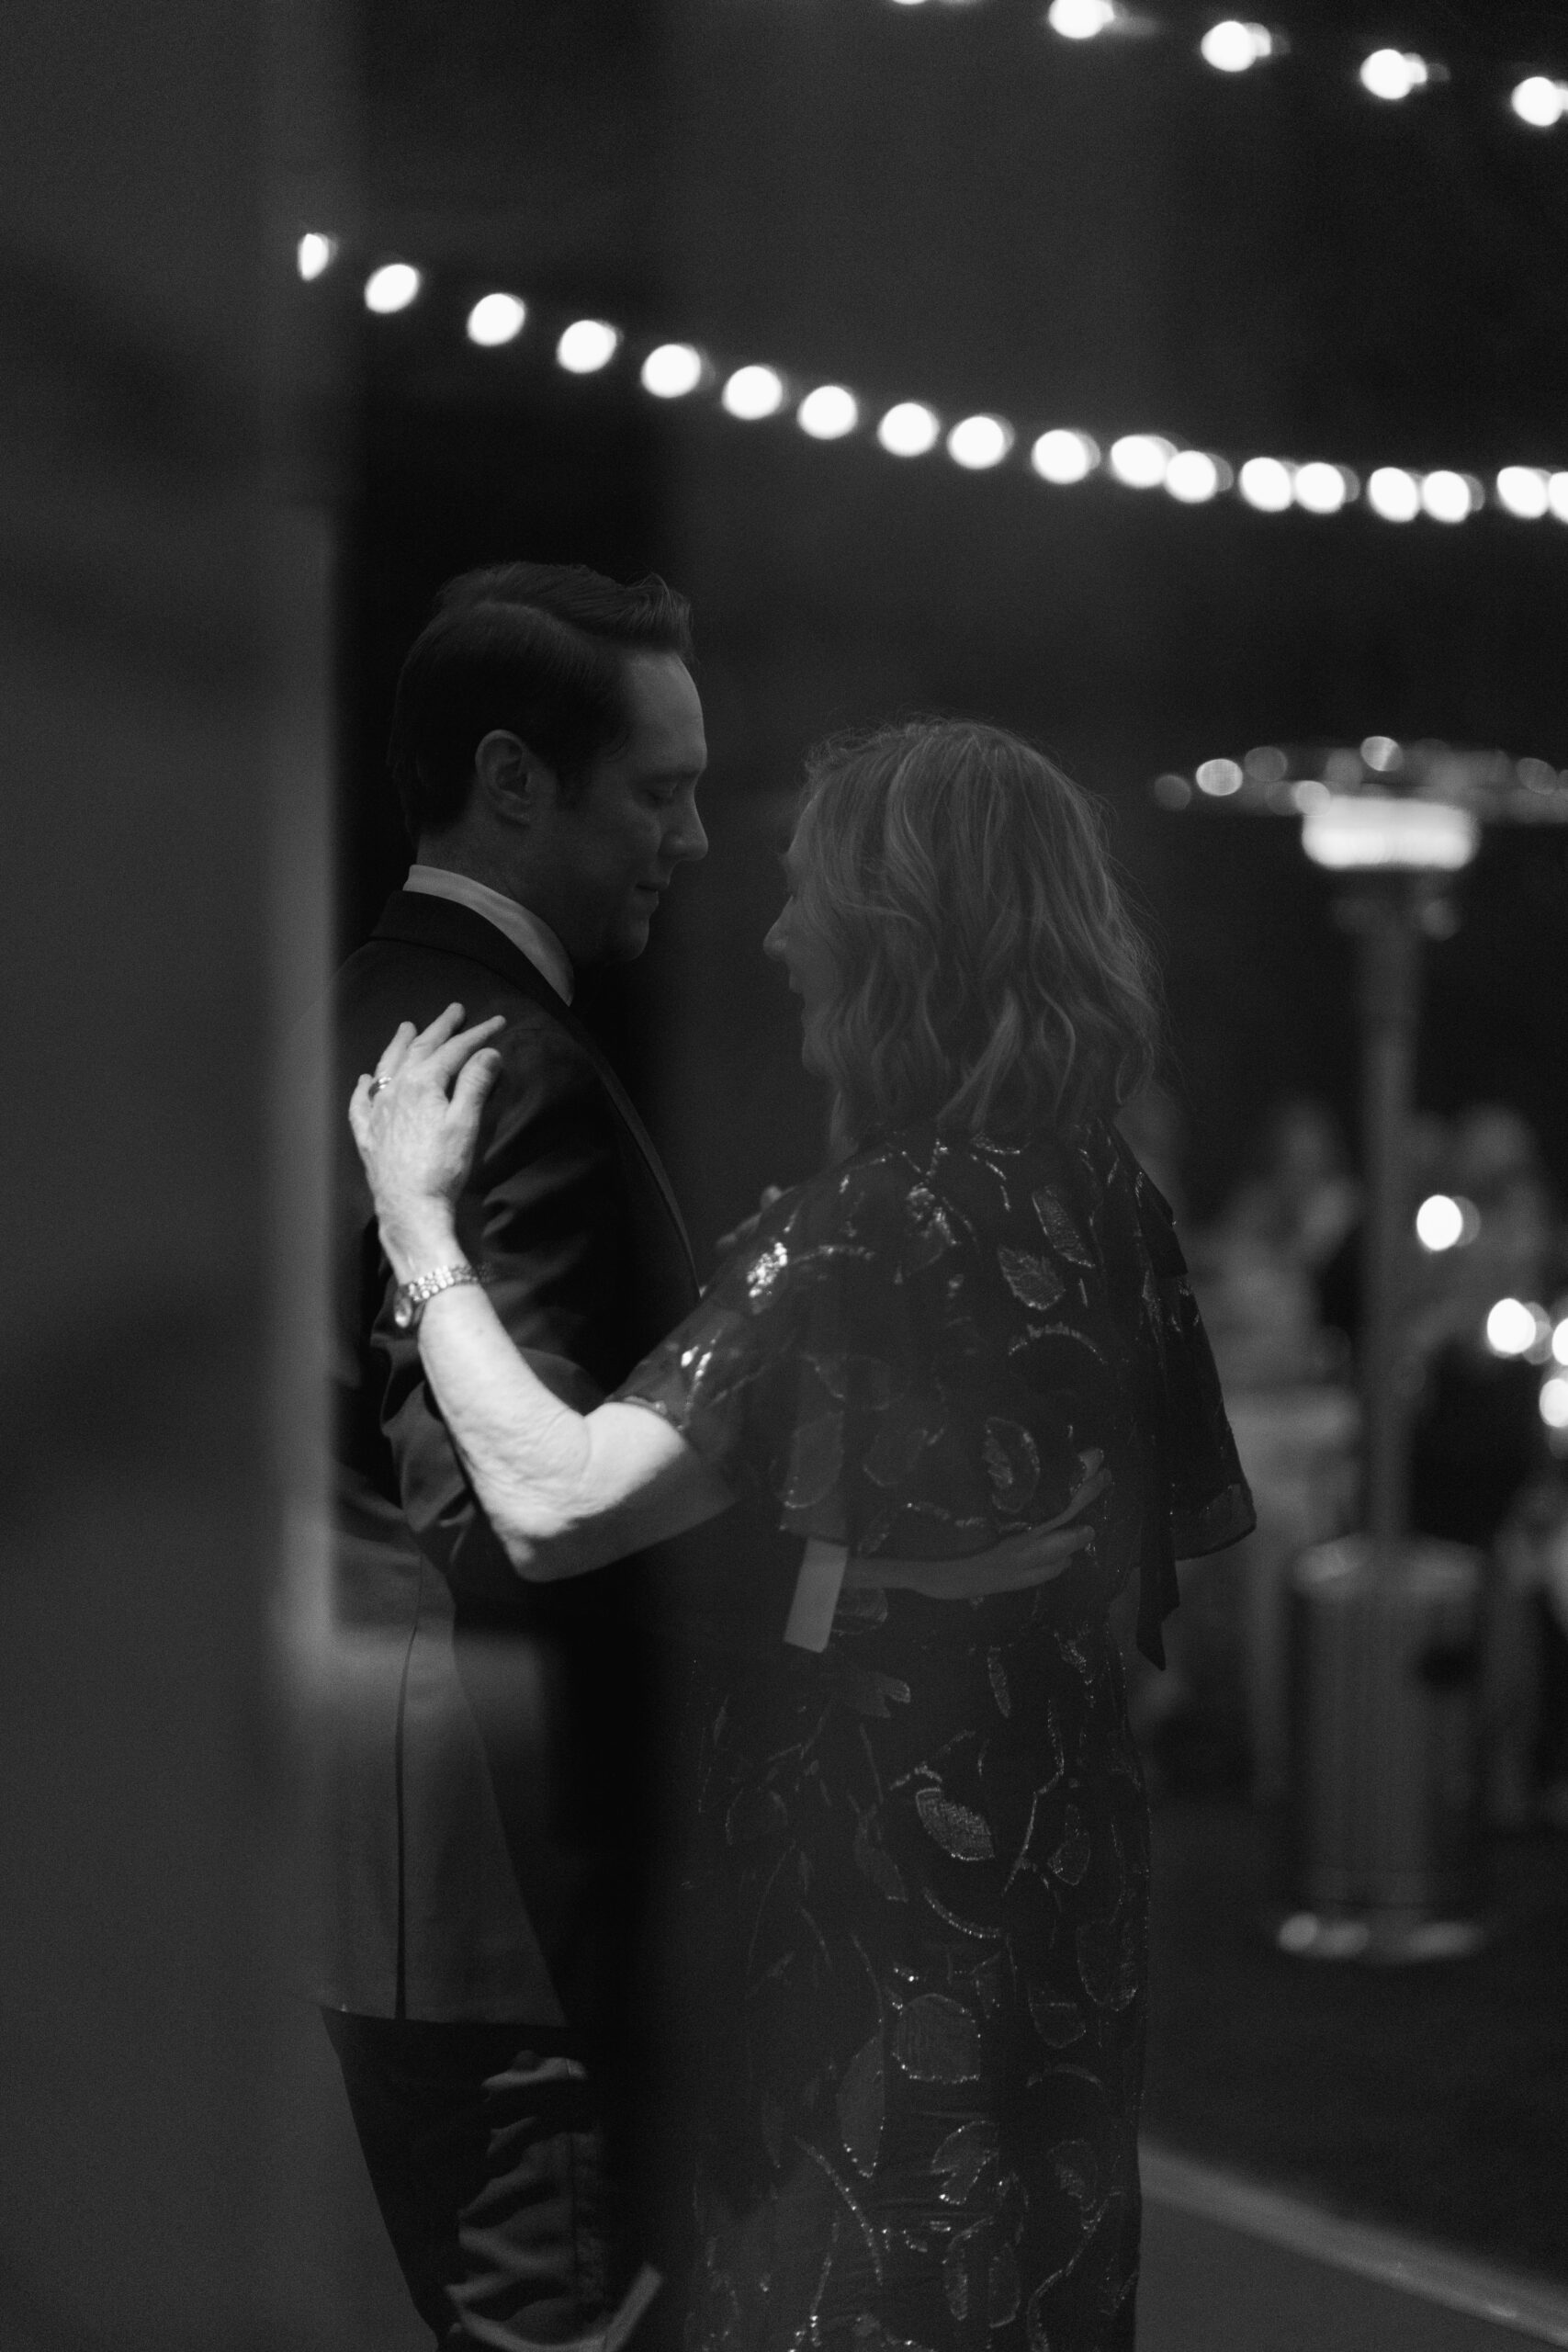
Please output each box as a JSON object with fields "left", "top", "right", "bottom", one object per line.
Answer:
{"left": 473, "top": 729, "right": 552, "bottom": 824}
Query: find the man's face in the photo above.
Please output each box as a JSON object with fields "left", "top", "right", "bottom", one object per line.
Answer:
{"left": 536, "top": 653, "right": 708, "bottom": 966}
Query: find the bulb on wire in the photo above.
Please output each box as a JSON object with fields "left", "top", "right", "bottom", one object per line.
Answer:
{"left": 877, "top": 402, "right": 942, "bottom": 458}
{"left": 557, "top": 319, "right": 621, "bottom": 373}
{"left": 641, "top": 344, "right": 705, "bottom": 398}
{"left": 297, "top": 232, "right": 337, "bottom": 281}
{"left": 1200, "top": 20, "right": 1273, "bottom": 73}
{"left": 1359, "top": 49, "right": 1432, "bottom": 101}
{"left": 1496, "top": 467, "right": 1549, "bottom": 519}
{"left": 1237, "top": 457, "right": 1293, "bottom": 512}
{"left": 1030, "top": 429, "right": 1099, "bottom": 483}
{"left": 1046, "top": 0, "right": 1118, "bottom": 38}
{"left": 467, "top": 293, "right": 526, "bottom": 347}
{"left": 947, "top": 415, "right": 1014, "bottom": 469}
{"left": 364, "top": 262, "right": 422, "bottom": 314}
{"left": 797, "top": 385, "right": 860, "bottom": 440}
{"left": 1510, "top": 76, "right": 1568, "bottom": 129}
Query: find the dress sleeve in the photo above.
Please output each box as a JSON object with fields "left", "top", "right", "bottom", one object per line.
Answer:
{"left": 615, "top": 1148, "right": 1111, "bottom": 1558}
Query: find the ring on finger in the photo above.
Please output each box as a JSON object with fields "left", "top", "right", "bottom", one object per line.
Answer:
{"left": 369, "top": 1073, "right": 392, "bottom": 1098}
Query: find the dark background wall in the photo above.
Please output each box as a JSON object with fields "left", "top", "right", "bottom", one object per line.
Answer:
{"left": 336, "top": 0, "right": 1568, "bottom": 1246}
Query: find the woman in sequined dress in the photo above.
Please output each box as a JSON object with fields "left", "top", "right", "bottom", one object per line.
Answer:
{"left": 353, "top": 719, "right": 1255, "bottom": 2352}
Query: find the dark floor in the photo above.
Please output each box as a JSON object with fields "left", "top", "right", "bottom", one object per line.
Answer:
{"left": 1143, "top": 1798, "right": 1568, "bottom": 2286}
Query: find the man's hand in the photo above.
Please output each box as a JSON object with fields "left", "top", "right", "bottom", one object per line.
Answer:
{"left": 843, "top": 1453, "right": 1109, "bottom": 1600}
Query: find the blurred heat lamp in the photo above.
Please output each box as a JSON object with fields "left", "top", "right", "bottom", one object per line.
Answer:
{"left": 557, "top": 319, "right": 621, "bottom": 373}
{"left": 297, "top": 232, "right": 337, "bottom": 281}
{"left": 1030, "top": 429, "right": 1099, "bottom": 483}
{"left": 720, "top": 366, "right": 786, "bottom": 420}
{"left": 1200, "top": 20, "right": 1274, "bottom": 72}
{"left": 796, "top": 385, "right": 860, "bottom": 439}
{"left": 1300, "top": 795, "right": 1478, "bottom": 871}
{"left": 947, "top": 414, "right": 1015, "bottom": 469}
{"left": 877, "top": 402, "right": 942, "bottom": 458}
{"left": 466, "top": 293, "right": 526, "bottom": 347}
{"left": 1237, "top": 457, "right": 1293, "bottom": 512}
{"left": 1415, "top": 1194, "right": 1480, "bottom": 1253}
{"left": 1046, "top": 0, "right": 1118, "bottom": 37}
{"left": 1541, "top": 1377, "right": 1568, "bottom": 1432}
{"left": 640, "top": 343, "right": 705, "bottom": 398}
{"left": 1359, "top": 49, "right": 1434, "bottom": 100}
{"left": 364, "top": 261, "right": 422, "bottom": 314}
{"left": 1109, "top": 435, "right": 1173, "bottom": 489}
{"left": 1511, "top": 76, "right": 1568, "bottom": 128}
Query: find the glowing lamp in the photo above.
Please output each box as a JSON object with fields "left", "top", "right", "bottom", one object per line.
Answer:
{"left": 721, "top": 366, "right": 785, "bottom": 420}
{"left": 1301, "top": 795, "right": 1478, "bottom": 872}
{"left": 1421, "top": 470, "right": 1476, "bottom": 524}
{"left": 1367, "top": 468, "right": 1420, "bottom": 523}
{"left": 1415, "top": 1195, "right": 1463, "bottom": 1252}
{"left": 1359, "top": 50, "right": 1431, "bottom": 101}
{"left": 466, "top": 293, "right": 526, "bottom": 347}
{"left": 640, "top": 343, "right": 705, "bottom": 398}
{"left": 1511, "top": 76, "right": 1568, "bottom": 129}
{"left": 1237, "top": 457, "right": 1293, "bottom": 512}
{"left": 1030, "top": 429, "right": 1099, "bottom": 483}
{"left": 1294, "top": 462, "right": 1351, "bottom": 514}
{"left": 1495, "top": 467, "right": 1550, "bottom": 519}
{"left": 297, "top": 232, "right": 336, "bottom": 281}
{"left": 1165, "top": 449, "right": 1223, "bottom": 503}
{"left": 796, "top": 385, "right": 859, "bottom": 439}
{"left": 1109, "top": 435, "right": 1173, "bottom": 489}
{"left": 877, "top": 402, "right": 942, "bottom": 458}
{"left": 1200, "top": 20, "right": 1273, "bottom": 71}
{"left": 1195, "top": 758, "right": 1244, "bottom": 797}
{"left": 947, "top": 414, "right": 1014, "bottom": 469}
{"left": 1046, "top": 0, "right": 1117, "bottom": 38}
{"left": 557, "top": 320, "right": 620, "bottom": 373}
{"left": 1542, "top": 1378, "right": 1568, "bottom": 1431}
{"left": 364, "top": 262, "right": 422, "bottom": 314}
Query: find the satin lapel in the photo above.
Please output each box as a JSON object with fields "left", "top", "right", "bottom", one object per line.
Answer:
{"left": 372, "top": 893, "right": 699, "bottom": 1290}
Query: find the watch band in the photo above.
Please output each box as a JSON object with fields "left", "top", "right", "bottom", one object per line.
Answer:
{"left": 392, "top": 1261, "right": 482, "bottom": 1330}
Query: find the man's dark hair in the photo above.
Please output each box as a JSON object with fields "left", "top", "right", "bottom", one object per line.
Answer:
{"left": 388, "top": 561, "right": 695, "bottom": 841}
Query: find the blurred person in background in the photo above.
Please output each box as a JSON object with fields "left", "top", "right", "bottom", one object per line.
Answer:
{"left": 353, "top": 718, "right": 1255, "bottom": 2352}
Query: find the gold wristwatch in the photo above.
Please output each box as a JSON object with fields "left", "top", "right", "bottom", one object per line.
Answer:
{"left": 392, "top": 1262, "right": 483, "bottom": 1330}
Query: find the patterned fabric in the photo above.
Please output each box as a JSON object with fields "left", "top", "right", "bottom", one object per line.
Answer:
{"left": 617, "top": 1121, "right": 1254, "bottom": 2352}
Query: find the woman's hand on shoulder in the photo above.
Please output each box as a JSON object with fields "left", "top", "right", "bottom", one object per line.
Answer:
{"left": 349, "top": 1003, "right": 506, "bottom": 1278}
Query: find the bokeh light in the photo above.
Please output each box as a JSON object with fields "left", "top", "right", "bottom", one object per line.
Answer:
{"left": 1237, "top": 457, "right": 1293, "bottom": 512}
{"left": 1542, "top": 1377, "right": 1568, "bottom": 1431}
{"left": 1109, "top": 434, "right": 1173, "bottom": 489}
{"left": 557, "top": 319, "right": 621, "bottom": 373}
{"left": 721, "top": 366, "right": 786, "bottom": 420}
{"left": 947, "top": 414, "right": 1015, "bottom": 469}
{"left": 1495, "top": 466, "right": 1550, "bottom": 518}
{"left": 1196, "top": 758, "right": 1244, "bottom": 797}
{"left": 1359, "top": 49, "right": 1430, "bottom": 100}
{"left": 466, "top": 293, "right": 526, "bottom": 347}
{"left": 1165, "top": 449, "right": 1223, "bottom": 503}
{"left": 1153, "top": 774, "right": 1193, "bottom": 808}
{"left": 1548, "top": 474, "right": 1568, "bottom": 522}
{"left": 1360, "top": 735, "right": 1403, "bottom": 772}
{"left": 1030, "top": 429, "right": 1099, "bottom": 483}
{"left": 1046, "top": 0, "right": 1117, "bottom": 38}
{"left": 877, "top": 401, "right": 942, "bottom": 457}
{"left": 297, "top": 232, "right": 336, "bottom": 281}
{"left": 1293, "top": 461, "right": 1349, "bottom": 514}
{"left": 1421, "top": 469, "right": 1476, "bottom": 523}
{"left": 1367, "top": 467, "right": 1420, "bottom": 522}
{"left": 796, "top": 384, "right": 860, "bottom": 439}
{"left": 1200, "top": 20, "right": 1273, "bottom": 72}
{"left": 1486, "top": 1298, "right": 1540, "bottom": 1358}
{"left": 1510, "top": 76, "right": 1568, "bottom": 128}
{"left": 1553, "top": 1318, "right": 1568, "bottom": 1367}
{"left": 640, "top": 343, "right": 705, "bottom": 397}
{"left": 364, "top": 262, "right": 422, "bottom": 314}
{"left": 1416, "top": 1195, "right": 1464, "bottom": 1253}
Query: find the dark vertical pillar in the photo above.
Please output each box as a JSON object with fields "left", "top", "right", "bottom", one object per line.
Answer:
{"left": 1353, "top": 880, "right": 1422, "bottom": 1555}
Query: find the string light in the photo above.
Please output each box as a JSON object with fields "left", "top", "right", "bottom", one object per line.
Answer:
{"left": 297, "top": 232, "right": 337, "bottom": 282}
{"left": 364, "top": 261, "right": 422, "bottom": 314}
{"left": 641, "top": 343, "right": 705, "bottom": 397}
{"left": 1196, "top": 758, "right": 1245, "bottom": 796}
{"left": 721, "top": 364, "right": 786, "bottom": 419}
{"left": 1358, "top": 49, "right": 1435, "bottom": 99}
{"left": 1511, "top": 75, "right": 1568, "bottom": 128}
{"left": 333, "top": 251, "right": 1565, "bottom": 523}
{"left": 797, "top": 384, "right": 860, "bottom": 439}
{"left": 1200, "top": 21, "right": 1275, "bottom": 72}
{"left": 1542, "top": 1377, "right": 1568, "bottom": 1431}
{"left": 877, "top": 401, "right": 942, "bottom": 457}
{"left": 1046, "top": 0, "right": 1118, "bottom": 38}
{"left": 1030, "top": 429, "right": 1100, "bottom": 483}
{"left": 556, "top": 319, "right": 620, "bottom": 373}
{"left": 947, "top": 414, "right": 1014, "bottom": 469}
{"left": 466, "top": 292, "right": 526, "bottom": 347}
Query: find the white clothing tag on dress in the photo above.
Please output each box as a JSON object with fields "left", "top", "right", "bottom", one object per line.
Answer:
{"left": 784, "top": 1538, "right": 849, "bottom": 1651}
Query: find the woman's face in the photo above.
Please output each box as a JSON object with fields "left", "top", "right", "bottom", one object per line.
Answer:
{"left": 764, "top": 878, "right": 838, "bottom": 1072}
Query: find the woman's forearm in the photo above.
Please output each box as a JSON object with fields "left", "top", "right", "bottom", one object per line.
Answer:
{"left": 388, "top": 1221, "right": 732, "bottom": 1579}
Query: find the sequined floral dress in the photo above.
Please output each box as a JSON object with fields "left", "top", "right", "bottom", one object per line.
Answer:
{"left": 616, "top": 1120, "right": 1253, "bottom": 2352}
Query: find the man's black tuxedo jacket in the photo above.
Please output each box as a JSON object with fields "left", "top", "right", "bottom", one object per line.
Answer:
{"left": 322, "top": 889, "right": 794, "bottom": 2030}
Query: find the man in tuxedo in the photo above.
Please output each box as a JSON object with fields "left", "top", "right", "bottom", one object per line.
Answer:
{"left": 322, "top": 560, "right": 757, "bottom": 2351}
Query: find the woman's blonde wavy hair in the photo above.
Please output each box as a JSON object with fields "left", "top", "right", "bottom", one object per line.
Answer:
{"left": 789, "top": 718, "right": 1162, "bottom": 1154}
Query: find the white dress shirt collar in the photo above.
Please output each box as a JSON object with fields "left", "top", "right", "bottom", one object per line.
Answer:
{"left": 403, "top": 865, "right": 574, "bottom": 1005}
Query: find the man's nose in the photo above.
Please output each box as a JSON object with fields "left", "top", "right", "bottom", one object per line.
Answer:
{"left": 670, "top": 797, "right": 708, "bottom": 864}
